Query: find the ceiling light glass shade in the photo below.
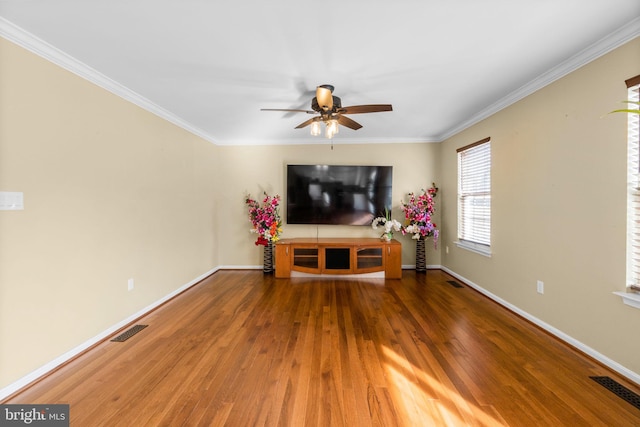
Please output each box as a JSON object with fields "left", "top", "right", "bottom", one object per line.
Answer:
{"left": 326, "top": 120, "right": 339, "bottom": 139}
{"left": 310, "top": 121, "right": 321, "bottom": 136}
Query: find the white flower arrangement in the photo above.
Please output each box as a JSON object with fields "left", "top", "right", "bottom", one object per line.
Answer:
{"left": 371, "top": 212, "right": 402, "bottom": 241}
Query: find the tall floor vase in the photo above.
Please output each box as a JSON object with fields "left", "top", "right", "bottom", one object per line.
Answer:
{"left": 263, "top": 242, "right": 274, "bottom": 274}
{"left": 415, "top": 239, "right": 427, "bottom": 273}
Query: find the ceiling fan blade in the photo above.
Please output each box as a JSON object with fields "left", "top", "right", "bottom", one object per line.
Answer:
{"left": 294, "top": 117, "right": 319, "bottom": 129}
{"left": 337, "top": 115, "right": 362, "bottom": 130}
{"left": 339, "top": 104, "right": 393, "bottom": 114}
{"left": 316, "top": 86, "right": 334, "bottom": 111}
{"left": 261, "top": 108, "right": 315, "bottom": 114}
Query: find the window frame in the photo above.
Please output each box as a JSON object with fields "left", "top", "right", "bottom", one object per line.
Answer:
{"left": 615, "top": 74, "right": 640, "bottom": 309}
{"left": 625, "top": 75, "right": 640, "bottom": 290}
{"left": 456, "top": 137, "right": 492, "bottom": 256}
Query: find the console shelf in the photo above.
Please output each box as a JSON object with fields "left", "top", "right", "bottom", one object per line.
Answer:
{"left": 274, "top": 238, "right": 401, "bottom": 279}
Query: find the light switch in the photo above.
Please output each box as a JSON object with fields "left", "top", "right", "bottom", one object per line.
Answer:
{"left": 0, "top": 192, "right": 24, "bottom": 210}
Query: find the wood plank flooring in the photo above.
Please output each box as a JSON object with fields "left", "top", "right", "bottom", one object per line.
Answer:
{"left": 5, "top": 270, "right": 640, "bottom": 426}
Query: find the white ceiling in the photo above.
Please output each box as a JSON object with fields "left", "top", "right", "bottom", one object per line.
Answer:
{"left": 1, "top": 1, "right": 639, "bottom": 146}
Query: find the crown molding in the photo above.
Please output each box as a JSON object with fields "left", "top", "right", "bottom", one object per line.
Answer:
{"left": 0, "top": 17, "right": 219, "bottom": 145}
{"left": 438, "top": 17, "right": 640, "bottom": 142}
{"left": 2, "top": 16, "right": 638, "bottom": 146}
{"left": 221, "top": 136, "right": 440, "bottom": 146}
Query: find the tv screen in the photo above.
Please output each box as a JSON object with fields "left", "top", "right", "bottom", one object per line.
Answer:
{"left": 286, "top": 164, "right": 393, "bottom": 225}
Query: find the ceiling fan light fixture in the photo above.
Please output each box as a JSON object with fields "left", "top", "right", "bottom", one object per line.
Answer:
{"left": 310, "top": 120, "right": 321, "bottom": 136}
{"left": 325, "top": 119, "right": 339, "bottom": 139}
{"left": 261, "top": 84, "right": 391, "bottom": 140}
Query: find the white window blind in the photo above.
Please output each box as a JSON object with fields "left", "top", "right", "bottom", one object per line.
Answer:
{"left": 626, "top": 76, "right": 640, "bottom": 290}
{"left": 458, "top": 138, "right": 491, "bottom": 250}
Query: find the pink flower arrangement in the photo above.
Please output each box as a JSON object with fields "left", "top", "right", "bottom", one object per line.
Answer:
{"left": 245, "top": 192, "right": 283, "bottom": 246}
{"left": 400, "top": 184, "right": 439, "bottom": 244}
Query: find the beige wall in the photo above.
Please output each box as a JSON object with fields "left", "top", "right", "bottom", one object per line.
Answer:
{"left": 0, "top": 39, "right": 221, "bottom": 388}
{"left": 216, "top": 143, "right": 441, "bottom": 268}
{"left": 440, "top": 38, "right": 640, "bottom": 375}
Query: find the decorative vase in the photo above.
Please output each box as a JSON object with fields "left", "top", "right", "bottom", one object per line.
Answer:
{"left": 263, "top": 242, "right": 274, "bottom": 274}
{"left": 415, "top": 239, "right": 426, "bottom": 273}
{"left": 381, "top": 233, "right": 392, "bottom": 242}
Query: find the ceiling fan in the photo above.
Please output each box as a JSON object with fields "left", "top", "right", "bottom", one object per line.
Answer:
{"left": 261, "top": 85, "right": 393, "bottom": 139}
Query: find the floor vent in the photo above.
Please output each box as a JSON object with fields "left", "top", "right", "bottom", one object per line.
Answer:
{"left": 590, "top": 376, "right": 640, "bottom": 410}
{"left": 446, "top": 280, "right": 464, "bottom": 288}
{"left": 111, "top": 325, "right": 148, "bottom": 342}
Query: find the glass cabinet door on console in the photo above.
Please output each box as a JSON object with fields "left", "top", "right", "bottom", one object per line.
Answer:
{"left": 356, "top": 247, "right": 383, "bottom": 272}
{"left": 292, "top": 247, "right": 319, "bottom": 273}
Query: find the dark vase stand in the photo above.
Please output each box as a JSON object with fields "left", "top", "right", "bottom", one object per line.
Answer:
{"left": 415, "top": 239, "right": 427, "bottom": 273}
{"left": 263, "top": 242, "right": 274, "bottom": 274}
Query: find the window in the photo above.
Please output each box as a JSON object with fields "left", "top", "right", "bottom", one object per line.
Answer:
{"left": 625, "top": 75, "right": 640, "bottom": 292}
{"left": 457, "top": 137, "right": 491, "bottom": 255}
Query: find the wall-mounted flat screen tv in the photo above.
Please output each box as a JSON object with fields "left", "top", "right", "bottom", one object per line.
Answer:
{"left": 286, "top": 164, "right": 393, "bottom": 225}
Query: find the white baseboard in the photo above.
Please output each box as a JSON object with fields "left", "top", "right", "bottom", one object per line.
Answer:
{"left": 216, "top": 265, "right": 263, "bottom": 270}
{"left": 440, "top": 266, "right": 640, "bottom": 386}
{"left": 402, "top": 264, "right": 441, "bottom": 270}
{"left": 0, "top": 267, "right": 219, "bottom": 400}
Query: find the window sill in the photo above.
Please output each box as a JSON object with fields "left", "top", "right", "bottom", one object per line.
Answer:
{"left": 613, "top": 291, "right": 640, "bottom": 310}
{"left": 455, "top": 240, "right": 492, "bottom": 257}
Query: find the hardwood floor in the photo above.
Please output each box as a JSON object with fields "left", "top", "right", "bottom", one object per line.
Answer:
{"left": 5, "top": 270, "right": 640, "bottom": 426}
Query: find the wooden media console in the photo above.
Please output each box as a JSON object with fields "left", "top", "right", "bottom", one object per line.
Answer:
{"left": 274, "top": 238, "right": 402, "bottom": 279}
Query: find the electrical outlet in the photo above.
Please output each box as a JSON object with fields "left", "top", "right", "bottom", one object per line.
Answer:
{"left": 128, "top": 278, "right": 134, "bottom": 291}
{"left": 537, "top": 280, "right": 544, "bottom": 294}
{"left": 446, "top": 246, "right": 449, "bottom": 254}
